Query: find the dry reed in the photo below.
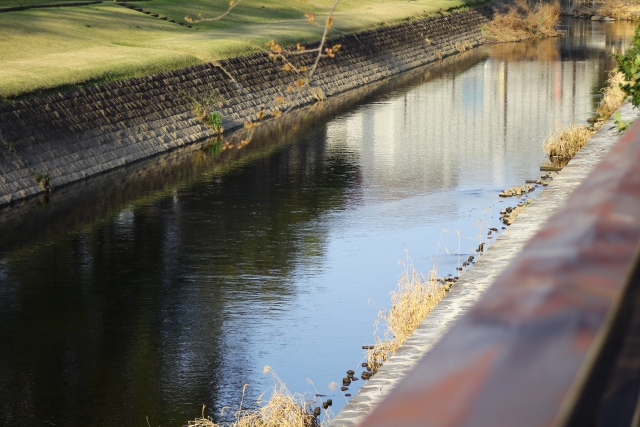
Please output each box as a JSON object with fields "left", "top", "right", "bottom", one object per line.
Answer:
{"left": 543, "top": 123, "right": 593, "bottom": 160}
{"left": 544, "top": 71, "right": 628, "bottom": 160}
{"left": 186, "top": 367, "right": 328, "bottom": 427}
{"left": 487, "top": 0, "right": 561, "bottom": 43}
{"left": 367, "top": 259, "right": 447, "bottom": 373}
{"left": 595, "top": 72, "right": 628, "bottom": 124}
{"left": 597, "top": 0, "right": 640, "bottom": 20}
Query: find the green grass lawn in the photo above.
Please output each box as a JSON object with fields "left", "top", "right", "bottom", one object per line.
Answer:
{"left": 0, "top": 0, "right": 95, "bottom": 6}
{"left": 0, "top": 0, "right": 478, "bottom": 100}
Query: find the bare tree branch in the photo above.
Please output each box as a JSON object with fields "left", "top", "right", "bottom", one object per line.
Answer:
{"left": 191, "top": 0, "right": 343, "bottom": 147}
{"left": 186, "top": 0, "right": 242, "bottom": 24}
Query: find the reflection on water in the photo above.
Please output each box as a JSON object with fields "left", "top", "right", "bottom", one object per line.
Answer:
{"left": 0, "top": 18, "right": 635, "bottom": 427}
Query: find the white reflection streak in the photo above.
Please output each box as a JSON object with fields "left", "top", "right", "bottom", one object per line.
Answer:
{"left": 172, "top": 188, "right": 179, "bottom": 207}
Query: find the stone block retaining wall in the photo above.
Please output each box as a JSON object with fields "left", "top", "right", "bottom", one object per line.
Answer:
{"left": 0, "top": 6, "right": 492, "bottom": 207}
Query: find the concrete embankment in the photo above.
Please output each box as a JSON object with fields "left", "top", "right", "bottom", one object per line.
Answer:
{"left": 328, "top": 102, "right": 639, "bottom": 427}
{"left": 0, "top": 6, "right": 492, "bottom": 207}
{"left": 0, "top": 49, "right": 485, "bottom": 254}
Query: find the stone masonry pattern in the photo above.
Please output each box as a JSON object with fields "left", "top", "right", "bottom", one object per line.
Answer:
{"left": 0, "top": 7, "right": 492, "bottom": 207}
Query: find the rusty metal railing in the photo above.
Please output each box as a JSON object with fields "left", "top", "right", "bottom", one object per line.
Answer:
{"left": 357, "top": 119, "right": 640, "bottom": 427}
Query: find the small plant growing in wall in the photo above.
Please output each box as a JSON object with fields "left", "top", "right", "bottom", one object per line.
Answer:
{"left": 180, "top": 86, "right": 224, "bottom": 134}
{"left": 33, "top": 171, "right": 51, "bottom": 192}
{"left": 0, "top": 136, "right": 15, "bottom": 152}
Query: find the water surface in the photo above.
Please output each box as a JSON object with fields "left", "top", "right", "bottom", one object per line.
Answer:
{"left": 0, "top": 17, "right": 635, "bottom": 426}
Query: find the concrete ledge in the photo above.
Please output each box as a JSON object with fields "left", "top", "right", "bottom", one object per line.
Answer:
{"left": 329, "top": 103, "right": 639, "bottom": 427}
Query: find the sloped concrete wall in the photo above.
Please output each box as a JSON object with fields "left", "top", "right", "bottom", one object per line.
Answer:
{"left": 0, "top": 6, "right": 492, "bottom": 207}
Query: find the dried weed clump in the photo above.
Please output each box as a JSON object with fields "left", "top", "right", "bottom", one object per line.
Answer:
{"left": 187, "top": 367, "right": 328, "bottom": 427}
{"left": 487, "top": 0, "right": 561, "bottom": 43}
{"left": 544, "top": 72, "right": 628, "bottom": 160}
{"left": 367, "top": 260, "right": 447, "bottom": 373}
{"left": 595, "top": 72, "right": 628, "bottom": 123}
{"left": 543, "top": 123, "right": 593, "bottom": 160}
{"left": 597, "top": 0, "right": 640, "bottom": 20}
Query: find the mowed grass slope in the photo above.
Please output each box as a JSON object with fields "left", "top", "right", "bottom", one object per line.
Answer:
{"left": 0, "top": 0, "right": 474, "bottom": 100}
{"left": 0, "top": 0, "right": 95, "bottom": 6}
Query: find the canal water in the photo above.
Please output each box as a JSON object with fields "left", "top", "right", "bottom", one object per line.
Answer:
{"left": 0, "top": 17, "right": 635, "bottom": 427}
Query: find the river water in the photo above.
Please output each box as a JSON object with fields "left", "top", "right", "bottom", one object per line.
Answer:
{"left": 0, "top": 17, "right": 636, "bottom": 427}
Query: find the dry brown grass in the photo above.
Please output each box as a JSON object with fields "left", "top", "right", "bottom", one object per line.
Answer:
{"left": 186, "top": 367, "right": 328, "bottom": 427}
{"left": 453, "top": 40, "right": 474, "bottom": 53}
{"left": 544, "top": 71, "right": 628, "bottom": 160}
{"left": 367, "top": 259, "right": 447, "bottom": 373}
{"left": 595, "top": 72, "right": 628, "bottom": 123}
{"left": 597, "top": 0, "right": 640, "bottom": 20}
{"left": 487, "top": 0, "right": 561, "bottom": 43}
{"left": 543, "top": 123, "right": 593, "bottom": 160}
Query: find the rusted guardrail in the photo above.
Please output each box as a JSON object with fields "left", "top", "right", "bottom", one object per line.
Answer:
{"left": 357, "top": 119, "right": 640, "bottom": 427}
